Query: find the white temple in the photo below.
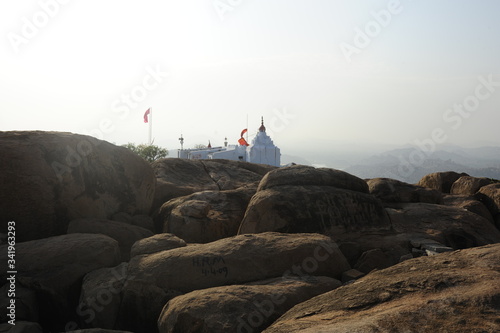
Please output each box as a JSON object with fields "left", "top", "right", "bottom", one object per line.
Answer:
{"left": 177, "top": 117, "right": 281, "bottom": 167}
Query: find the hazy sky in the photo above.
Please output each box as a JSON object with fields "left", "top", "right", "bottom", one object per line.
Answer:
{"left": 1, "top": 0, "right": 499, "bottom": 160}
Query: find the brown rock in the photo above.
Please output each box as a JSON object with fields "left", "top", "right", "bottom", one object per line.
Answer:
{"left": 264, "top": 244, "right": 500, "bottom": 333}
{"left": 130, "top": 233, "right": 186, "bottom": 258}
{"left": 67, "top": 219, "right": 153, "bottom": 261}
{"left": 238, "top": 185, "right": 391, "bottom": 236}
{"left": 0, "top": 234, "right": 121, "bottom": 331}
{"left": 157, "top": 276, "right": 341, "bottom": 333}
{"left": 257, "top": 165, "right": 369, "bottom": 193}
{"left": 387, "top": 203, "right": 500, "bottom": 248}
{"left": 417, "top": 171, "right": 467, "bottom": 193}
{"left": 367, "top": 178, "right": 442, "bottom": 205}
{"left": 476, "top": 183, "right": 500, "bottom": 217}
{"left": 354, "top": 248, "right": 392, "bottom": 274}
{"left": 151, "top": 158, "right": 274, "bottom": 213}
{"left": 0, "top": 131, "right": 155, "bottom": 242}
{"left": 451, "top": 176, "right": 494, "bottom": 195}
{"left": 443, "top": 194, "right": 494, "bottom": 223}
{"left": 158, "top": 186, "right": 256, "bottom": 243}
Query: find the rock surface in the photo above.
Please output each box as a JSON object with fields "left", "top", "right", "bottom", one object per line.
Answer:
{"left": 443, "top": 194, "right": 495, "bottom": 223}
{"left": 367, "top": 178, "right": 442, "bottom": 205}
{"left": 417, "top": 171, "right": 467, "bottom": 193}
{"left": 158, "top": 186, "right": 256, "bottom": 243}
{"left": 264, "top": 243, "right": 500, "bottom": 333}
{"left": 157, "top": 276, "right": 342, "bottom": 333}
{"left": 130, "top": 233, "right": 186, "bottom": 258}
{"left": 151, "top": 158, "right": 274, "bottom": 213}
{"left": 0, "top": 234, "right": 121, "bottom": 331}
{"left": 67, "top": 218, "right": 153, "bottom": 261}
{"left": 450, "top": 175, "right": 495, "bottom": 195}
{"left": 0, "top": 131, "right": 155, "bottom": 242}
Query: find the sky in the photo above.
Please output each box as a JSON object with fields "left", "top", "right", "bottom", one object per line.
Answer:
{"left": 1, "top": 0, "right": 499, "bottom": 165}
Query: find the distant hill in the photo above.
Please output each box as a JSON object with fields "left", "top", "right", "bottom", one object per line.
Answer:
{"left": 344, "top": 146, "right": 500, "bottom": 183}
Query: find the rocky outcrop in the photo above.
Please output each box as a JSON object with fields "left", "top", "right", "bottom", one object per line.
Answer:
{"left": 367, "top": 178, "right": 442, "bottom": 205}
{"left": 158, "top": 186, "right": 256, "bottom": 243}
{"left": 264, "top": 243, "right": 500, "bottom": 333}
{"left": 120, "top": 233, "right": 349, "bottom": 333}
{"left": 0, "top": 131, "right": 155, "bottom": 242}
{"left": 130, "top": 233, "right": 186, "bottom": 258}
{"left": 387, "top": 203, "right": 500, "bottom": 248}
{"left": 157, "top": 276, "right": 342, "bottom": 333}
{"left": 417, "top": 171, "right": 467, "bottom": 193}
{"left": 0, "top": 234, "right": 121, "bottom": 332}
{"left": 151, "top": 158, "right": 274, "bottom": 213}
{"left": 476, "top": 183, "right": 500, "bottom": 222}
{"left": 450, "top": 176, "right": 495, "bottom": 195}
{"left": 67, "top": 219, "right": 153, "bottom": 261}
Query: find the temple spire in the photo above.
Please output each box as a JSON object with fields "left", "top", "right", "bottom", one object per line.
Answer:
{"left": 259, "top": 116, "right": 266, "bottom": 132}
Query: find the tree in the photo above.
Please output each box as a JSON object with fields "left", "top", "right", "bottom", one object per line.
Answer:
{"left": 122, "top": 143, "right": 168, "bottom": 162}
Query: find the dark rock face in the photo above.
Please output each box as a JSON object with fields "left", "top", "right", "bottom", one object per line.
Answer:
{"left": 157, "top": 276, "right": 342, "bottom": 333}
{"left": 264, "top": 244, "right": 500, "bottom": 333}
{"left": 0, "top": 131, "right": 155, "bottom": 242}
{"left": 417, "top": 171, "right": 467, "bottom": 193}
{"left": 451, "top": 176, "right": 495, "bottom": 195}
{"left": 443, "top": 194, "right": 495, "bottom": 223}
{"left": 367, "top": 178, "right": 443, "bottom": 205}
{"left": 158, "top": 186, "right": 256, "bottom": 243}
{"left": 68, "top": 218, "right": 153, "bottom": 261}
{"left": 0, "top": 234, "right": 121, "bottom": 332}
{"left": 130, "top": 233, "right": 186, "bottom": 258}
{"left": 151, "top": 158, "right": 275, "bottom": 214}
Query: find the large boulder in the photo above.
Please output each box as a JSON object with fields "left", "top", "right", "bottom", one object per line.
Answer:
{"left": 0, "top": 234, "right": 121, "bottom": 332}
{"left": 158, "top": 186, "right": 256, "bottom": 243}
{"left": 476, "top": 183, "right": 500, "bottom": 218}
{"left": 130, "top": 233, "right": 186, "bottom": 258}
{"left": 151, "top": 158, "right": 274, "bottom": 213}
{"left": 128, "top": 232, "right": 349, "bottom": 293}
{"left": 67, "top": 219, "right": 153, "bottom": 261}
{"left": 450, "top": 176, "right": 495, "bottom": 195}
{"left": 157, "top": 276, "right": 342, "bottom": 333}
{"left": 77, "top": 263, "right": 129, "bottom": 330}
{"left": 0, "top": 131, "right": 155, "bottom": 242}
{"left": 257, "top": 165, "right": 369, "bottom": 193}
{"left": 238, "top": 185, "right": 391, "bottom": 236}
{"left": 367, "top": 178, "right": 442, "bottom": 205}
{"left": 417, "top": 171, "right": 467, "bottom": 193}
{"left": 264, "top": 243, "right": 500, "bottom": 333}
{"left": 387, "top": 203, "right": 500, "bottom": 248}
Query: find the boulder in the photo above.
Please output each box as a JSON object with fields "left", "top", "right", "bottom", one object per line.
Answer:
{"left": 387, "top": 203, "right": 500, "bottom": 249}
{"left": 263, "top": 244, "right": 500, "bottom": 333}
{"left": 128, "top": 232, "right": 349, "bottom": 293}
{"left": 354, "top": 248, "right": 392, "bottom": 274}
{"left": 417, "top": 171, "right": 467, "bottom": 193}
{"left": 476, "top": 183, "right": 500, "bottom": 218}
{"left": 77, "top": 263, "right": 128, "bottom": 330}
{"left": 443, "top": 194, "right": 494, "bottom": 223}
{"left": 157, "top": 276, "right": 342, "bottom": 333}
{"left": 0, "top": 234, "right": 121, "bottom": 332}
{"left": 0, "top": 285, "right": 38, "bottom": 323}
{"left": 67, "top": 219, "right": 153, "bottom": 261}
{"left": 130, "top": 233, "right": 186, "bottom": 258}
{"left": 0, "top": 131, "right": 155, "bottom": 242}
{"left": 158, "top": 186, "right": 256, "bottom": 243}
{"left": 367, "top": 178, "right": 443, "bottom": 205}
{"left": 450, "top": 176, "right": 495, "bottom": 195}
{"left": 111, "top": 212, "right": 155, "bottom": 233}
{"left": 257, "top": 165, "right": 369, "bottom": 193}
{"left": 151, "top": 158, "right": 274, "bottom": 213}
{"left": 238, "top": 185, "right": 391, "bottom": 236}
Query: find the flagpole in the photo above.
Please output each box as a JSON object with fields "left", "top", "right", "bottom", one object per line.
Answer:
{"left": 148, "top": 107, "right": 153, "bottom": 145}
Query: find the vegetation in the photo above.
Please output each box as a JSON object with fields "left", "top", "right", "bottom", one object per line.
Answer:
{"left": 122, "top": 143, "right": 168, "bottom": 162}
